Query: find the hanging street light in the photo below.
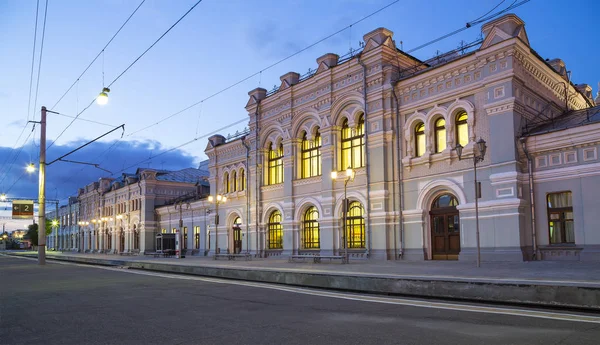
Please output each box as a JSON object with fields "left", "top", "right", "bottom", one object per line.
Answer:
{"left": 26, "top": 163, "right": 36, "bottom": 173}
{"left": 96, "top": 87, "right": 110, "bottom": 105}
{"left": 0, "top": 193, "right": 6, "bottom": 201}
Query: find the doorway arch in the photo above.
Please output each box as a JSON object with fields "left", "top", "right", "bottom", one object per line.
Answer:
{"left": 430, "top": 193, "right": 460, "bottom": 260}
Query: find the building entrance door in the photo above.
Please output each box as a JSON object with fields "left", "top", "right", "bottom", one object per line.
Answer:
{"left": 119, "top": 231, "right": 125, "bottom": 252}
{"left": 233, "top": 226, "right": 242, "bottom": 254}
{"left": 430, "top": 194, "right": 460, "bottom": 260}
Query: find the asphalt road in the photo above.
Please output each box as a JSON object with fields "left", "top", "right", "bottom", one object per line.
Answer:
{"left": 1, "top": 255, "right": 599, "bottom": 345}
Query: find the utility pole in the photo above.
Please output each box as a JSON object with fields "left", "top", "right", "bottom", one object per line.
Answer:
{"left": 38, "top": 106, "right": 47, "bottom": 265}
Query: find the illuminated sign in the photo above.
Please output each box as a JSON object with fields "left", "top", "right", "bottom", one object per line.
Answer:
{"left": 12, "top": 200, "right": 34, "bottom": 219}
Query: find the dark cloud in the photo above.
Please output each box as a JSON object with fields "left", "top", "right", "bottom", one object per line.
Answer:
{"left": 0, "top": 139, "right": 198, "bottom": 203}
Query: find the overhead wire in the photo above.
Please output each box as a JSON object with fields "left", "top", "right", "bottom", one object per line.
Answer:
{"left": 47, "top": 0, "right": 203, "bottom": 151}
{"left": 26, "top": 0, "right": 40, "bottom": 122}
{"left": 31, "top": 0, "right": 49, "bottom": 122}
{"left": 406, "top": 0, "right": 528, "bottom": 53}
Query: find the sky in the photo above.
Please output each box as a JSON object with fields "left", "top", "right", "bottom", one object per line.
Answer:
{"left": 1, "top": 0, "right": 599, "bottom": 230}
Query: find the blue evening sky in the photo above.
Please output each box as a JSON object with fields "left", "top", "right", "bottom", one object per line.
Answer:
{"left": 0, "top": 0, "right": 598, "bottom": 228}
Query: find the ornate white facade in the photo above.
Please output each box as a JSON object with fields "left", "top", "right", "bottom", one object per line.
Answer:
{"left": 157, "top": 13, "right": 599, "bottom": 262}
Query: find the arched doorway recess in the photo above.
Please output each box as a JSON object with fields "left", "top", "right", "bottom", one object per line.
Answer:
{"left": 430, "top": 194, "right": 460, "bottom": 260}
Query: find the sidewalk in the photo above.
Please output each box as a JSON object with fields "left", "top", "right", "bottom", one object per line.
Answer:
{"left": 4, "top": 250, "right": 600, "bottom": 309}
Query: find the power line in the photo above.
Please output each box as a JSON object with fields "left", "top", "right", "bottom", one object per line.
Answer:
{"left": 406, "top": 0, "right": 529, "bottom": 53}
{"left": 127, "top": 0, "right": 401, "bottom": 137}
{"left": 50, "top": 0, "right": 146, "bottom": 110}
{"left": 48, "top": 0, "right": 204, "bottom": 150}
{"left": 26, "top": 0, "right": 40, "bottom": 122}
{"left": 50, "top": 111, "right": 117, "bottom": 127}
{"left": 31, "top": 0, "right": 49, "bottom": 122}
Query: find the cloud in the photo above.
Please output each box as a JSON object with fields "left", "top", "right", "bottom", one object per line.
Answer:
{"left": 0, "top": 139, "right": 199, "bottom": 203}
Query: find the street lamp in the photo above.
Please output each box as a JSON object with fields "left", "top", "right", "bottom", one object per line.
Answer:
{"left": 331, "top": 166, "right": 355, "bottom": 264}
{"left": 207, "top": 194, "right": 226, "bottom": 257}
{"left": 26, "top": 163, "right": 36, "bottom": 173}
{"left": 96, "top": 87, "right": 110, "bottom": 105}
{"left": 0, "top": 193, "right": 6, "bottom": 201}
{"left": 455, "top": 137, "right": 487, "bottom": 268}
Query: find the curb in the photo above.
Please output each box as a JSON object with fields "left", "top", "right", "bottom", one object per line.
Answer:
{"left": 7, "top": 253, "right": 600, "bottom": 310}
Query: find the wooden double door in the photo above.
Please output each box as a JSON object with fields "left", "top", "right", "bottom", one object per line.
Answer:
{"left": 430, "top": 211, "right": 460, "bottom": 260}
{"left": 233, "top": 226, "right": 242, "bottom": 254}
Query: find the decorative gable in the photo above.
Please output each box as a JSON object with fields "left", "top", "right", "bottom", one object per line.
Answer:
{"left": 480, "top": 14, "right": 530, "bottom": 50}
{"left": 361, "top": 27, "right": 395, "bottom": 53}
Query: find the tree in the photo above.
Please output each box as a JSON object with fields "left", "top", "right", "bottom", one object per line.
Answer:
{"left": 25, "top": 220, "right": 53, "bottom": 246}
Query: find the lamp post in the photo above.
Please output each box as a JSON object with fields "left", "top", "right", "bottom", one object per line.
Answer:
{"left": 331, "top": 167, "right": 355, "bottom": 264}
{"left": 455, "top": 138, "right": 487, "bottom": 268}
{"left": 207, "top": 194, "right": 226, "bottom": 257}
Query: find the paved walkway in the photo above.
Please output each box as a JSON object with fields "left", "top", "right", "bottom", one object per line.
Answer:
{"left": 8, "top": 250, "right": 600, "bottom": 287}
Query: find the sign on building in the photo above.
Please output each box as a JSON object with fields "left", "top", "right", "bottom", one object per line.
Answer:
{"left": 12, "top": 200, "right": 34, "bottom": 219}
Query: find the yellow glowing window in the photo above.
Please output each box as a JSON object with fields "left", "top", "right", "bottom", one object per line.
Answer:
{"left": 435, "top": 118, "right": 446, "bottom": 153}
{"left": 240, "top": 169, "right": 246, "bottom": 191}
{"left": 415, "top": 122, "right": 425, "bottom": 157}
{"left": 345, "top": 201, "right": 365, "bottom": 248}
{"left": 301, "top": 131, "right": 322, "bottom": 178}
{"left": 231, "top": 171, "right": 237, "bottom": 192}
{"left": 267, "top": 143, "right": 284, "bottom": 185}
{"left": 303, "top": 206, "right": 320, "bottom": 249}
{"left": 267, "top": 210, "right": 283, "bottom": 249}
{"left": 341, "top": 115, "right": 365, "bottom": 169}
{"left": 223, "top": 172, "right": 230, "bottom": 193}
{"left": 456, "top": 111, "right": 468, "bottom": 147}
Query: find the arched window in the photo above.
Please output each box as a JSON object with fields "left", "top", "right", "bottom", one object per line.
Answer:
{"left": 301, "top": 130, "right": 321, "bottom": 178}
{"left": 432, "top": 194, "right": 459, "bottom": 209}
{"left": 346, "top": 201, "right": 365, "bottom": 248}
{"left": 231, "top": 171, "right": 237, "bottom": 192}
{"left": 341, "top": 115, "right": 365, "bottom": 169}
{"left": 434, "top": 118, "right": 446, "bottom": 153}
{"left": 223, "top": 172, "right": 230, "bottom": 193}
{"left": 194, "top": 226, "right": 200, "bottom": 249}
{"left": 240, "top": 169, "right": 246, "bottom": 191}
{"left": 303, "top": 206, "right": 320, "bottom": 249}
{"left": 415, "top": 122, "right": 425, "bottom": 157}
{"left": 267, "top": 210, "right": 283, "bottom": 249}
{"left": 456, "top": 111, "right": 468, "bottom": 147}
{"left": 268, "top": 143, "right": 284, "bottom": 185}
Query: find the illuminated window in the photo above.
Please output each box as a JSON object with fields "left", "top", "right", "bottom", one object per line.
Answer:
{"left": 302, "top": 206, "right": 320, "bottom": 249}
{"left": 456, "top": 111, "right": 468, "bottom": 147}
{"left": 415, "top": 122, "right": 425, "bottom": 157}
{"left": 223, "top": 172, "right": 230, "bottom": 193}
{"left": 434, "top": 118, "right": 446, "bottom": 153}
{"left": 161, "top": 228, "right": 167, "bottom": 234}
{"left": 240, "top": 169, "right": 246, "bottom": 191}
{"left": 301, "top": 131, "right": 322, "bottom": 178}
{"left": 194, "top": 226, "right": 200, "bottom": 249}
{"left": 183, "top": 226, "right": 188, "bottom": 250}
{"left": 345, "top": 201, "right": 365, "bottom": 248}
{"left": 267, "top": 143, "right": 284, "bottom": 185}
{"left": 231, "top": 171, "right": 237, "bottom": 192}
{"left": 267, "top": 210, "right": 283, "bottom": 249}
{"left": 341, "top": 115, "right": 365, "bottom": 169}
{"left": 547, "top": 192, "right": 574, "bottom": 244}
